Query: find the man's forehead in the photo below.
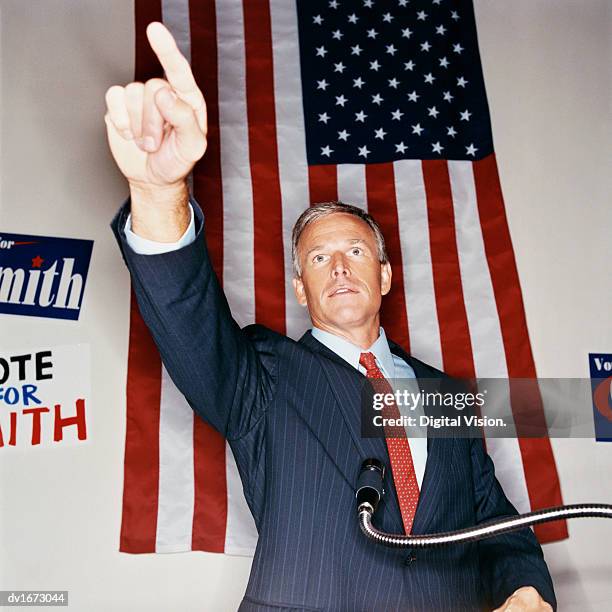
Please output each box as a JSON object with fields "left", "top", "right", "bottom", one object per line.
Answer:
{"left": 300, "top": 212, "right": 375, "bottom": 244}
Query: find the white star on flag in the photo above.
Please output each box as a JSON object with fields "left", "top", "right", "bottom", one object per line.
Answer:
{"left": 335, "top": 95, "right": 348, "bottom": 106}
{"left": 374, "top": 128, "right": 387, "bottom": 139}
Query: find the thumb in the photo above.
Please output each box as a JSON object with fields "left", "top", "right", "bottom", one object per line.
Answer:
{"left": 155, "top": 87, "right": 207, "bottom": 162}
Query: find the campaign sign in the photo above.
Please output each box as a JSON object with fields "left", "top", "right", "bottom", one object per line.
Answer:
{"left": 0, "top": 232, "right": 93, "bottom": 320}
{"left": 0, "top": 344, "right": 90, "bottom": 449}
{"left": 588, "top": 353, "right": 612, "bottom": 442}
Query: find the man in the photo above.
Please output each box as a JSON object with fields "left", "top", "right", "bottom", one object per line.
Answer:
{"left": 105, "top": 22, "right": 555, "bottom": 611}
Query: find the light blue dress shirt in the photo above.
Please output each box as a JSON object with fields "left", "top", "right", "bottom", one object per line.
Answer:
{"left": 124, "top": 205, "right": 427, "bottom": 487}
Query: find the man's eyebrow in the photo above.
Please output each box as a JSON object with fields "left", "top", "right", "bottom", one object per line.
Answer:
{"left": 305, "top": 238, "right": 367, "bottom": 257}
{"left": 305, "top": 244, "right": 324, "bottom": 257}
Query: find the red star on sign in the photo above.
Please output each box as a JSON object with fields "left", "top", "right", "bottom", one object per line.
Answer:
{"left": 31, "top": 255, "right": 44, "bottom": 268}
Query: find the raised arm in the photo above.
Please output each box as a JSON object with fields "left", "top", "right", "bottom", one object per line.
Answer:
{"left": 105, "top": 22, "right": 275, "bottom": 439}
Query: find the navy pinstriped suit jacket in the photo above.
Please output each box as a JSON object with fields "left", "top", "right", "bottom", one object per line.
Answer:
{"left": 111, "top": 199, "right": 556, "bottom": 611}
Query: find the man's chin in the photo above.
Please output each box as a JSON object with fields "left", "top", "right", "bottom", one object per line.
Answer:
{"left": 322, "top": 308, "right": 370, "bottom": 329}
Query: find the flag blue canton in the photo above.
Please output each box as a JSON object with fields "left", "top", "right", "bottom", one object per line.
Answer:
{"left": 297, "top": 0, "right": 494, "bottom": 165}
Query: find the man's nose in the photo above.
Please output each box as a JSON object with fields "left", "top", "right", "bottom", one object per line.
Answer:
{"left": 330, "top": 253, "right": 351, "bottom": 277}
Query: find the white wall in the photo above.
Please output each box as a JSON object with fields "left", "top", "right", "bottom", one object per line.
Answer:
{"left": 0, "top": 1, "right": 610, "bottom": 610}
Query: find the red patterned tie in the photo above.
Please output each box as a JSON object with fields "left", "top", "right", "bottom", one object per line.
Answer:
{"left": 359, "top": 351, "right": 420, "bottom": 534}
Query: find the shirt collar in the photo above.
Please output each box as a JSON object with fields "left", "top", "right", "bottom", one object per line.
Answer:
{"left": 310, "top": 326, "right": 395, "bottom": 378}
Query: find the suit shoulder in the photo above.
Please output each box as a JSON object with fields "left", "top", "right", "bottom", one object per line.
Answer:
{"left": 241, "top": 324, "right": 296, "bottom": 364}
{"left": 241, "top": 324, "right": 313, "bottom": 362}
{"left": 241, "top": 323, "right": 289, "bottom": 345}
{"left": 408, "top": 355, "right": 448, "bottom": 379}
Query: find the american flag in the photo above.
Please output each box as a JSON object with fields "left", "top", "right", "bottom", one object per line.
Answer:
{"left": 120, "top": 0, "right": 567, "bottom": 555}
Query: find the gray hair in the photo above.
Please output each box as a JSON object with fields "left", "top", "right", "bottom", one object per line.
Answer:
{"left": 291, "top": 201, "right": 389, "bottom": 278}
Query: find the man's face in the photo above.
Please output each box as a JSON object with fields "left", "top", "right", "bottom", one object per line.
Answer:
{"left": 292, "top": 213, "right": 392, "bottom": 334}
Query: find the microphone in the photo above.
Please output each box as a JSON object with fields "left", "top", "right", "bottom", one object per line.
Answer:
{"left": 355, "top": 458, "right": 385, "bottom": 514}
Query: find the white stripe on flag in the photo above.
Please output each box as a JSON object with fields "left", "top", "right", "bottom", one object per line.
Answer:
{"left": 161, "top": 0, "right": 191, "bottom": 61}
{"left": 337, "top": 164, "right": 367, "bottom": 210}
{"left": 156, "top": 365, "right": 195, "bottom": 552}
{"left": 393, "top": 160, "right": 443, "bottom": 370}
{"left": 448, "top": 161, "right": 508, "bottom": 377}
{"left": 448, "top": 161, "right": 531, "bottom": 514}
{"left": 217, "top": 0, "right": 255, "bottom": 328}
{"left": 270, "top": 0, "right": 312, "bottom": 341}
{"left": 224, "top": 443, "right": 258, "bottom": 555}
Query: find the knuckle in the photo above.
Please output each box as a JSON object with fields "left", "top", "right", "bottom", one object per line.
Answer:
{"left": 124, "top": 81, "right": 144, "bottom": 96}
{"left": 104, "top": 113, "right": 129, "bottom": 132}
{"left": 145, "top": 77, "right": 169, "bottom": 90}
{"left": 105, "top": 85, "right": 123, "bottom": 104}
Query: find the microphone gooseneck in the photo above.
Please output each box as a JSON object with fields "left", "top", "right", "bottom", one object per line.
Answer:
{"left": 356, "top": 459, "right": 612, "bottom": 548}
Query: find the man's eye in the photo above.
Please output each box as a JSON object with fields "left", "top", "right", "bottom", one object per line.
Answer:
{"left": 313, "top": 254, "right": 325, "bottom": 263}
{"left": 351, "top": 247, "right": 362, "bottom": 256}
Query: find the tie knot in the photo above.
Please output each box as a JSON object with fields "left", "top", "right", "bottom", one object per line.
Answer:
{"left": 359, "top": 351, "right": 378, "bottom": 372}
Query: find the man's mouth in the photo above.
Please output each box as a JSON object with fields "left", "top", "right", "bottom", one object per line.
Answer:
{"left": 328, "top": 286, "right": 358, "bottom": 297}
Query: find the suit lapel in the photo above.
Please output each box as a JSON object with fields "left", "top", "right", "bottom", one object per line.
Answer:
{"left": 298, "top": 330, "right": 388, "bottom": 468}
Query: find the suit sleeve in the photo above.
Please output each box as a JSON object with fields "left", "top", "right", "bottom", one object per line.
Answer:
{"left": 471, "top": 437, "right": 557, "bottom": 610}
{"left": 110, "top": 196, "right": 276, "bottom": 440}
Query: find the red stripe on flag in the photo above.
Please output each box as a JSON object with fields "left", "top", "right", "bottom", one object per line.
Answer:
{"left": 243, "top": 0, "right": 286, "bottom": 334}
{"left": 192, "top": 425, "right": 228, "bottom": 552}
{"left": 473, "top": 154, "right": 567, "bottom": 543}
{"left": 135, "top": 0, "right": 163, "bottom": 81}
{"left": 422, "top": 160, "right": 475, "bottom": 378}
{"left": 120, "top": 291, "right": 161, "bottom": 553}
{"left": 188, "top": 0, "right": 228, "bottom": 553}
{"left": 365, "top": 163, "right": 410, "bottom": 351}
{"left": 308, "top": 165, "right": 338, "bottom": 204}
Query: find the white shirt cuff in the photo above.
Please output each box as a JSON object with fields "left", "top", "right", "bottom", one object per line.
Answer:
{"left": 124, "top": 204, "right": 196, "bottom": 254}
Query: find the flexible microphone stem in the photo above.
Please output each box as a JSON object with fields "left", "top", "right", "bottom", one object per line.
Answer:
{"left": 358, "top": 502, "right": 612, "bottom": 548}
{"left": 356, "top": 459, "right": 612, "bottom": 548}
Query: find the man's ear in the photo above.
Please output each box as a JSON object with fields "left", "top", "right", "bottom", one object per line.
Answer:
{"left": 380, "top": 261, "right": 392, "bottom": 296}
{"left": 292, "top": 276, "right": 308, "bottom": 306}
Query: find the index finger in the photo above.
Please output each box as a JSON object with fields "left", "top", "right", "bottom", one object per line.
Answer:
{"left": 146, "top": 22, "right": 203, "bottom": 107}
